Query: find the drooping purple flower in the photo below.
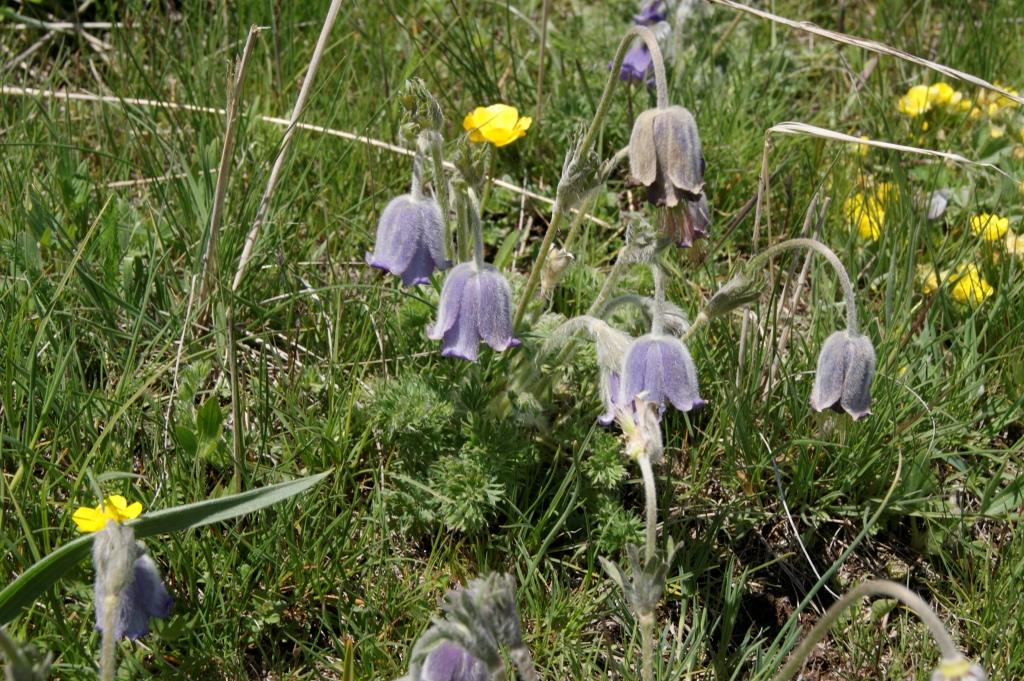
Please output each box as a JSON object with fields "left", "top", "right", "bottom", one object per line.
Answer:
{"left": 620, "top": 334, "right": 704, "bottom": 416}
{"left": 659, "top": 193, "right": 710, "bottom": 247}
{"left": 619, "top": 42, "right": 654, "bottom": 84}
{"left": 366, "top": 194, "right": 448, "bottom": 286}
{"left": 634, "top": 0, "right": 667, "bottom": 24}
{"left": 93, "top": 527, "right": 173, "bottom": 641}
{"left": 809, "top": 330, "right": 876, "bottom": 420}
{"left": 613, "top": 2, "right": 669, "bottom": 83}
{"left": 427, "top": 262, "right": 519, "bottom": 361}
{"left": 421, "top": 642, "right": 489, "bottom": 681}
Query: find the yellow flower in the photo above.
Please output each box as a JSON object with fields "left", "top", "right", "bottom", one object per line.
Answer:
{"left": 898, "top": 85, "right": 932, "bottom": 116}
{"left": 928, "top": 82, "right": 959, "bottom": 107}
{"left": 72, "top": 495, "right": 143, "bottom": 533}
{"left": 948, "top": 264, "right": 994, "bottom": 305}
{"left": 990, "top": 123, "right": 1006, "bottom": 138}
{"left": 874, "top": 181, "right": 899, "bottom": 203}
{"left": 968, "top": 212, "right": 1009, "bottom": 241}
{"left": 463, "top": 104, "right": 531, "bottom": 147}
{"left": 917, "top": 264, "right": 947, "bottom": 296}
{"left": 844, "top": 191, "right": 885, "bottom": 241}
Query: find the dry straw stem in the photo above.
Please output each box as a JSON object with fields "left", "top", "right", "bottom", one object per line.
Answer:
{"left": 200, "top": 25, "right": 262, "bottom": 306}
{"left": 0, "top": 86, "right": 612, "bottom": 229}
{"left": 709, "top": 0, "right": 1024, "bottom": 107}
{"left": 231, "top": 0, "right": 344, "bottom": 292}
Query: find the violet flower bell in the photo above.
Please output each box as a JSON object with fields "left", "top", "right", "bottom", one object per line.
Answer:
{"left": 629, "top": 106, "right": 705, "bottom": 208}
{"left": 613, "top": 2, "right": 668, "bottom": 84}
{"left": 93, "top": 523, "right": 172, "bottom": 641}
{"left": 620, "top": 334, "right": 704, "bottom": 418}
{"left": 809, "top": 330, "right": 876, "bottom": 420}
{"left": 421, "top": 641, "right": 489, "bottom": 681}
{"left": 427, "top": 262, "right": 519, "bottom": 361}
{"left": 366, "top": 194, "right": 448, "bottom": 286}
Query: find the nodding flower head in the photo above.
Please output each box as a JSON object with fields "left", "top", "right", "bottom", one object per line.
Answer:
{"left": 421, "top": 641, "right": 489, "bottom": 681}
{"left": 809, "top": 330, "right": 876, "bottom": 420}
{"left": 366, "top": 194, "right": 448, "bottom": 287}
{"left": 634, "top": 0, "right": 667, "bottom": 24}
{"left": 620, "top": 334, "right": 704, "bottom": 417}
{"left": 629, "top": 106, "right": 705, "bottom": 208}
{"left": 931, "top": 657, "right": 987, "bottom": 681}
{"left": 92, "top": 523, "right": 172, "bottom": 641}
{"left": 427, "top": 262, "right": 519, "bottom": 361}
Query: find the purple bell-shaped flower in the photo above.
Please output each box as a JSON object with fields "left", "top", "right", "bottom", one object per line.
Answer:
{"left": 620, "top": 334, "right": 704, "bottom": 416}
{"left": 427, "top": 262, "right": 519, "bottom": 361}
{"left": 93, "top": 524, "right": 172, "bottom": 641}
{"left": 366, "top": 194, "right": 448, "bottom": 286}
{"left": 809, "top": 330, "right": 875, "bottom": 420}
{"left": 421, "top": 641, "right": 489, "bottom": 681}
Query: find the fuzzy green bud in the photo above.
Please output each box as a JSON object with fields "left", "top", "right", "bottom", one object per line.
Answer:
{"left": 704, "top": 271, "right": 764, "bottom": 318}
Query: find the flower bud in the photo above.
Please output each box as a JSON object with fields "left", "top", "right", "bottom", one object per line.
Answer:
{"left": 366, "top": 194, "right": 449, "bottom": 287}
{"left": 540, "top": 246, "right": 574, "bottom": 298}
{"left": 809, "top": 330, "right": 876, "bottom": 420}
{"left": 705, "top": 271, "right": 764, "bottom": 318}
{"left": 399, "top": 78, "right": 444, "bottom": 135}
{"left": 629, "top": 106, "right": 705, "bottom": 207}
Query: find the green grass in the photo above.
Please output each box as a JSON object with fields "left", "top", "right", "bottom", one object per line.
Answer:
{"left": 1, "top": 0, "right": 1023, "bottom": 678}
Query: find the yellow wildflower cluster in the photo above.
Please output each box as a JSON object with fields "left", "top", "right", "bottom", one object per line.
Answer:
{"left": 897, "top": 82, "right": 971, "bottom": 117}
{"left": 968, "top": 213, "right": 1009, "bottom": 241}
{"left": 72, "top": 495, "right": 143, "bottom": 533}
{"left": 975, "top": 82, "right": 1021, "bottom": 119}
{"left": 917, "top": 263, "right": 994, "bottom": 306}
{"left": 843, "top": 182, "right": 898, "bottom": 241}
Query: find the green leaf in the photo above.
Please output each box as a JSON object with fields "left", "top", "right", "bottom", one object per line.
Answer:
{"left": 195, "top": 397, "right": 224, "bottom": 442}
{"left": 0, "top": 470, "right": 331, "bottom": 627}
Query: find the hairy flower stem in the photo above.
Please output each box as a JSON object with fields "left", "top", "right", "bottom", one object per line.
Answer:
{"left": 588, "top": 247, "right": 632, "bottom": 317}
{"left": 410, "top": 140, "right": 426, "bottom": 202}
{"left": 637, "top": 453, "right": 658, "bottom": 681}
{"left": 467, "top": 188, "right": 486, "bottom": 269}
{"left": 649, "top": 263, "right": 665, "bottom": 336}
{"left": 99, "top": 593, "right": 119, "bottom": 681}
{"left": 513, "top": 26, "right": 667, "bottom": 330}
{"left": 423, "top": 131, "right": 452, "bottom": 261}
{"left": 477, "top": 149, "right": 497, "bottom": 216}
{"left": 771, "top": 580, "right": 960, "bottom": 681}
{"left": 748, "top": 238, "right": 860, "bottom": 335}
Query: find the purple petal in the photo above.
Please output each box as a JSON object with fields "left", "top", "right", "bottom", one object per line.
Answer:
{"left": 475, "top": 268, "right": 519, "bottom": 352}
{"left": 428, "top": 263, "right": 476, "bottom": 340}
{"left": 634, "top": 0, "right": 667, "bottom": 24}
{"left": 366, "top": 195, "right": 448, "bottom": 286}
{"left": 661, "top": 340, "right": 704, "bottom": 412}
{"left": 619, "top": 42, "right": 653, "bottom": 82}
{"left": 810, "top": 331, "right": 849, "bottom": 413}
{"left": 440, "top": 272, "right": 483, "bottom": 361}
{"left": 422, "top": 641, "right": 489, "bottom": 681}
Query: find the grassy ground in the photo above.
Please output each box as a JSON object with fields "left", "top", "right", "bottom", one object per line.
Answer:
{"left": 1, "top": 0, "right": 1022, "bottom": 679}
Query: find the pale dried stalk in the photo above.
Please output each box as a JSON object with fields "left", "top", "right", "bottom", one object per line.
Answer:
{"left": 231, "top": 0, "right": 344, "bottom": 292}
{"left": 0, "top": 85, "right": 611, "bottom": 229}
{"left": 709, "top": 0, "right": 1024, "bottom": 106}
{"left": 200, "top": 25, "right": 262, "bottom": 305}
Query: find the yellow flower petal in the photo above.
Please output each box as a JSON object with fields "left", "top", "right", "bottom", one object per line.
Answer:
{"left": 949, "top": 264, "right": 994, "bottom": 305}
{"left": 969, "top": 213, "right": 1009, "bottom": 241}
{"left": 72, "top": 506, "right": 109, "bottom": 533}
{"left": 898, "top": 85, "right": 932, "bottom": 116}
{"left": 462, "top": 103, "right": 529, "bottom": 147}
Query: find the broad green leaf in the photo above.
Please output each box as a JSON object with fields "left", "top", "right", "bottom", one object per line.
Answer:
{"left": 0, "top": 470, "right": 330, "bottom": 627}
{"left": 195, "top": 397, "right": 224, "bottom": 442}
